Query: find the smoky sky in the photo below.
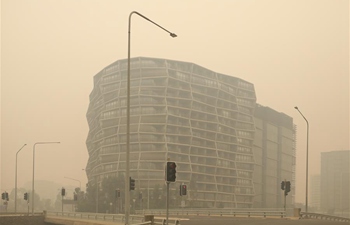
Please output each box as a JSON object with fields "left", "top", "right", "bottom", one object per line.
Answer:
{"left": 1, "top": 0, "right": 349, "bottom": 203}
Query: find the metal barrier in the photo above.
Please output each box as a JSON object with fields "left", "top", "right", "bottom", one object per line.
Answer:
{"left": 132, "top": 218, "right": 180, "bottom": 225}
{"left": 0, "top": 212, "right": 43, "bottom": 216}
{"left": 46, "top": 211, "right": 181, "bottom": 225}
{"left": 301, "top": 212, "right": 350, "bottom": 223}
{"left": 46, "top": 211, "right": 141, "bottom": 223}
{"left": 140, "top": 209, "right": 286, "bottom": 218}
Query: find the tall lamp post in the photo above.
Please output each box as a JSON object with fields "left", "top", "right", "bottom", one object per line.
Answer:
{"left": 32, "top": 142, "right": 60, "bottom": 215}
{"left": 294, "top": 106, "right": 309, "bottom": 213}
{"left": 15, "top": 144, "right": 27, "bottom": 213}
{"left": 126, "top": 11, "right": 177, "bottom": 225}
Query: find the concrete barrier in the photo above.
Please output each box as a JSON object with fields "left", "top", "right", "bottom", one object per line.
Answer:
{"left": 0, "top": 214, "right": 45, "bottom": 225}
{"left": 45, "top": 215, "right": 124, "bottom": 225}
{"left": 293, "top": 208, "right": 301, "bottom": 218}
{"left": 144, "top": 215, "right": 154, "bottom": 225}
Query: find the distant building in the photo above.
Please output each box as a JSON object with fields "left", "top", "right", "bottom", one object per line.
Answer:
{"left": 320, "top": 150, "right": 350, "bottom": 215}
{"left": 85, "top": 57, "right": 296, "bottom": 209}
{"left": 310, "top": 174, "right": 321, "bottom": 210}
{"left": 86, "top": 57, "right": 257, "bottom": 208}
{"left": 252, "top": 105, "right": 296, "bottom": 208}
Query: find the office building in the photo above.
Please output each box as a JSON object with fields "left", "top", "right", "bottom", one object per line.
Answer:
{"left": 320, "top": 150, "right": 350, "bottom": 215}
{"left": 310, "top": 174, "right": 321, "bottom": 210}
{"left": 86, "top": 57, "right": 296, "bottom": 208}
{"left": 252, "top": 105, "right": 296, "bottom": 208}
{"left": 86, "top": 57, "right": 257, "bottom": 208}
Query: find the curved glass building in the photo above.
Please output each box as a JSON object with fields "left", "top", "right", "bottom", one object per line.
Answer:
{"left": 86, "top": 57, "right": 257, "bottom": 208}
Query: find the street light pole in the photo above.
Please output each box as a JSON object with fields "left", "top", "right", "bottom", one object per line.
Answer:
{"left": 32, "top": 142, "right": 60, "bottom": 215}
{"left": 15, "top": 144, "right": 27, "bottom": 213}
{"left": 126, "top": 11, "right": 177, "bottom": 225}
{"left": 294, "top": 106, "right": 309, "bottom": 213}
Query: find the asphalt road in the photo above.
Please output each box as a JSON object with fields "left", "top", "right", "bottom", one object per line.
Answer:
{"left": 178, "top": 216, "right": 349, "bottom": 225}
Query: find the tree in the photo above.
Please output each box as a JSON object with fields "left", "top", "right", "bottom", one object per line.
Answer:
{"left": 76, "top": 175, "right": 125, "bottom": 213}
{"left": 43, "top": 199, "right": 53, "bottom": 211}
{"left": 75, "top": 182, "right": 95, "bottom": 212}
{"left": 6, "top": 188, "right": 45, "bottom": 212}
{"left": 7, "top": 188, "right": 29, "bottom": 212}
{"left": 54, "top": 192, "right": 62, "bottom": 211}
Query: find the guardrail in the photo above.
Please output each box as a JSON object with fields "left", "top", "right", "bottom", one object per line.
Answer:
{"left": 46, "top": 211, "right": 141, "bottom": 223}
{"left": 0, "top": 212, "right": 43, "bottom": 216}
{"left": 301, "top": 212, "right": 350, "bottom": 222}
{"left": 139, "top": 209, "right": 286, "bottom": 218}
{"left": 132, "top": 218, "right": 180, "bottom": 225}
{"left": 46, "top": 211, "right": 180, "bottom": 225}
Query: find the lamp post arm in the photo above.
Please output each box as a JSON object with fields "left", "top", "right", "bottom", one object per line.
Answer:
{"left": 294, "top": 107, "right": 309, "bottom": 213}
{"left": 130, "top": 11, "right": 177, "bottom": 37}
{"left": 16, "top": 144, "right": 27, "bottom": 158}
{"left": 32, "top": 141, "right": 60, "bottom": 215}
{"left": 15, "top": 144, "right": 27, "bottom": 213}
{"left": 296, "top": 108, "right": 309, "bottom": 127}
{"left": 64, "top": 177, "right": 82, "bottom": 190}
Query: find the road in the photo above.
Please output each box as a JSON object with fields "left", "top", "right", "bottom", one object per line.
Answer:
{"left": 178, "top": 216, "right": 348, "bottom": 225}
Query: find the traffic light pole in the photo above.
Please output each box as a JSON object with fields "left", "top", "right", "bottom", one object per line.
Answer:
{"left": 115, "top": 190, "right": 118, "bottom": 214}
{"left": 166, "top": 181, "right": 169, "bottom": 225}
{"left": 115, "top": 189, "right": 121, "bottom": 214}
{"left": 61, "top": 187, "right": 66, "bottom": 215}
{"left": 61, "top": 194, "right": 63, "bottom": 214}
{"left": 284, "top": 179, "right": 286, "bottom": 212}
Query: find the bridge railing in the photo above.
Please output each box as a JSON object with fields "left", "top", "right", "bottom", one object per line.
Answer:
{"left": 139, "top": 208, "right": 286, "bottom": 218}
{"left": 45, "top": 211, "right": 180, "bottom": 225}
{"left": 132, "top": 218, "right": 180, "bottom": 225}
{"left": 0, "top": 211, "right": 43, "bottom": 216}
{"left": 46, "top": 211, "right": 141, "bottom": 223}
{"left": 300, "top": 212, "right": 350, "bottom": 223}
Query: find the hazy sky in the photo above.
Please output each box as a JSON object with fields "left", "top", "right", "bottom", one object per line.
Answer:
{"left": 1, "top": 0, "right": 349, "bottom": 204}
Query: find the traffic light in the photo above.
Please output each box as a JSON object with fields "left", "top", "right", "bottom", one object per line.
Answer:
{"left": 74, "top": 194, "right": 78, "bottom": 201}
{"left": 180, "top": 184, "right": 187, "bottom": 196}
{"left": 166, "top": 162, "right": 176, "bottom": 182}
{"left": 281, "top": 181, "right": 285, "bottom": 190}
{"left": 116, "top": 189, "right": 121, "bottom": 198}
{"left": 130, "top": 177, "right": 135, "bottom": 191}
{"left": 5, "top": 192, "right": 9, "bottom": 201}
{"left": 285, "top": 181, "right": 291, "bottom": 194}
{"left": 1, "top": 193, "right": 5, "bottom": 200}
{"left": 24, "top": 193, "right": 28, "bottom": 200}
{"left": 61, "top": 188, "right": 66, "bottom": 196}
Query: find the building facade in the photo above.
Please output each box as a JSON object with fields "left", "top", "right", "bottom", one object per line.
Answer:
{"left": 86, "top": 57, "right": 257, "bottom": 208}
{"left": 252, "top": 105, "right": 296, "bottom": 208}
{"left": 320, "top": 150, "right": 350, "bottom": 216}
{"left": 310, "top": 174, "right": 321, "bottom": 210}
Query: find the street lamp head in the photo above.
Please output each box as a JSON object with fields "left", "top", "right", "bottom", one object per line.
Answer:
{"left": 294, "top": 106, "right": 298, "bottom": 110}
{"left": 170, "top": 33, "right": 177, "bottom": 38}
